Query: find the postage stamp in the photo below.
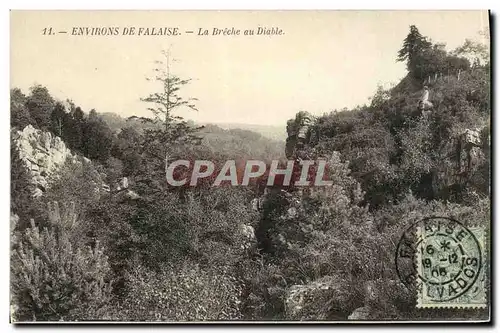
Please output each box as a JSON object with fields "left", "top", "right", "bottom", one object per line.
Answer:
{"left": 396, "top": 216, "right": 487, "bottom": 309}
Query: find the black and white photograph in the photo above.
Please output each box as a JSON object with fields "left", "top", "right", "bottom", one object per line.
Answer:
{"left": 8, "top": 10, "right": 491, "bottom": 323}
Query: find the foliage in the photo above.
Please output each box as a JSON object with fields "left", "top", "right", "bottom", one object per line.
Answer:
{"left": 81, "top": 110, "right": 114, "bottom": 163}
{"left": 452, "top": 38, "right": 490, "bottom": 67}
{"left": 238, "top": 259, "right": 288, "bottom": 320}
{"left": 107, "top": 263, "right": 242, "bottom": 321}
{"left": 251, "top": 25, "right": 490, "bottom": 321}
{"left": 10, "top": 136, "right": 35, "bottom": 224}
{"left": 9, "top": 25, "right": 490, "bottom": 322}
{"left": 120, "top": 50, "right": 206, "bottom": 195}
{"left": 253, "top": 153, "right": 374, "bottom": 319}
{"left": 11, "top": 88, "right": 34, "bottom": 129}
{"left": 397, "top": 25, "right": 471, "bottom": 81}
{"left": 313, "top": 26, "right": 490, "bottom": 206}
{"left": 397, "top": 25, "right": 433, "bottom": 79}
{"left": 11, "top": 85, "right": 116, "bottom": 163}
{"left": 26, "top": 85, "right": 56, "bottom": 131}
{"left": 140, "top": 49, "right": 202, "bottom": 145}
{"left": 42, "top": 158, "right": 104, "bottom": 211}
{"left": 84, "top": 186, "right": 258, "bottom": 271}
{"left": 11, "top": 202, "right": 113, "bottom": 321}
{"left": 199, "top": 124, "right": 284, "bottom": 162}
{"left": 315, "top": 108, "right": 398, "bottom": 208}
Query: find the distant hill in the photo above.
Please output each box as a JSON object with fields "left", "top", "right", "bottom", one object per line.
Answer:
{"left": 95, "top": 112, "right": 284, "bottom": 161}
{"left": 201, "top": 122, "right": 287, "bottom": 142}
{"left": 98, "top": 112, "right": 160, "bottom": 133}
{"left": 98, "top": 113, "right": 287, "bottom": 142}
{"left": 198, "top": 123, "right": 284, "bottom": 162}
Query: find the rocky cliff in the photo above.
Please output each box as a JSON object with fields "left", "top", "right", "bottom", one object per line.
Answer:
{"left": 12, "top": 125, "right": 143, "bottom": 202}
{"left": 12, "top": 125, "right": 90, "bottom": 197}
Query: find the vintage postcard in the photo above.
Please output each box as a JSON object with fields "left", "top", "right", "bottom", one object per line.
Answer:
{"left": 9, "top": 10, "right": 491, "bottom": 323}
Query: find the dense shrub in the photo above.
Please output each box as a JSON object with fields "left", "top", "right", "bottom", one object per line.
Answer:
{"left": 108, "top": 263, "right": 242, "bottom": 321}
{"left": 11, "top": 202, "right": 113, "bottom": 321}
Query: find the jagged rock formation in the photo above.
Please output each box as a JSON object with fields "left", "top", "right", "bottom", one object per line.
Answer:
{"left": 12, "top": 125, "right": 82, "bottom": 197}
{"left": 432, "top": 126, "right": 488, "bottom": 198}
{"left": 285, "top": 111, "right": 317, "bottom": 159}
{"left": 456, "top": 128, "right": 485, "bottom": 177}
{"left": 12, "top": 125, "right": 141, "bottom": 200}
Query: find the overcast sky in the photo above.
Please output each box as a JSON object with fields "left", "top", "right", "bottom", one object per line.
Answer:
{"left": 11, "top": 10, "right": 489, "bottom": 126}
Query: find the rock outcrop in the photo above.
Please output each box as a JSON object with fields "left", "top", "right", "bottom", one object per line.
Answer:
{"left": 12, "top": 125, "right": 81, "bottom": 197}
{"left": 240, "top": 224, "right": 256, "bottom": 250}
{"left": 348, "top": 306, "right": 372, "bottom": 320}
{"left": 285, "top": 275, "right": 349, "bottom": 320}
{"left": 12, "top": 125, "right": 140, "bottom": 201}
{"left": 285, "top": 111, "right": 317, "bottom": 159}
{"left": 432, "top": 126, "right": 488, "bottom": 198}
{"left": 109, "top": 177, "right": 141, "bottom": 202}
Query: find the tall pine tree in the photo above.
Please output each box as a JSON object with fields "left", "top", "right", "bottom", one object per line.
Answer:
{"left": 135, "top": 49, "right": 203, "bottom": 194}
{"left": 397, "top": 25, "right": 432, "bottom": 79}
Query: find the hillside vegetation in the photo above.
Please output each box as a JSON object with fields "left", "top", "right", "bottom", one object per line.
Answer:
{"left": 10, "top": 25, "right": 490, "bottom": 321}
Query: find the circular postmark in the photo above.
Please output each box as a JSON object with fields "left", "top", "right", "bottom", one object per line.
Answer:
{"left": 395, "top": 216, "right": 482, "bottom": 302}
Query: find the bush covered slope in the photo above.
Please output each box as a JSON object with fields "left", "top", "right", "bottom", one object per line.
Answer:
{"left": 10, "top": 25, "right": 490, "bottom": 321}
